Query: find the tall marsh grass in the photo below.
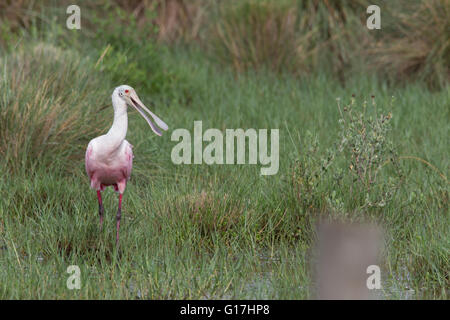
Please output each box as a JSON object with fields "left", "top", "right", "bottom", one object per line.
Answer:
{"left": 207, "top": 0, "right": 373, "bottom": 75}
{"left": 1, "top": 0, "right": 448, "bottom": 88}
{"left": 209, "top": 0, "right": 300, "bottom": 73}
{"left": 370, "top": 0, "right": 450, "bottom": 89}
{"left": 0, "top": 43, "right": 109, "bottom": 173}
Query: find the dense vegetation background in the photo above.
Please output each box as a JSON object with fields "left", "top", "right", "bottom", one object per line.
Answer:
{"left": 0, "top": 0, "right": 448, "bottom": 299}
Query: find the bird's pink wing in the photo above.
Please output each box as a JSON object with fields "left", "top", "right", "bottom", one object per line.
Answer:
{"left": 85, "top": 143, "right": 94, "bottom": 178}
{"left": 124, "top": 142, "right": 133, "bottom": 181}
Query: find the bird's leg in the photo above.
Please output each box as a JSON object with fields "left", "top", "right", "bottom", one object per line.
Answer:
{"left": 97, "top": 190, "right": 104, "bottom": 231}
{"left": 116, "top": 193, "right": 123, "bottom": 245}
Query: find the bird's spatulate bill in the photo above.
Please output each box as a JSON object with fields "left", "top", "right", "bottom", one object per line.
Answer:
{"left": 130, "top": 96, "right": 168, "bottom": 136}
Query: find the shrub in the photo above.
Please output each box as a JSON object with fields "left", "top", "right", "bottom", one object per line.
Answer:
{"left": 291, "top": 95, "right": 403, "bottom": 215}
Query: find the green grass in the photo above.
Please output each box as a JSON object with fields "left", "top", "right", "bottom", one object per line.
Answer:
{"left": 0, "top": 0, "right": 449, "bottom": 298}
{"left": 0, "top": 41, "right": 448, "bottom": 299}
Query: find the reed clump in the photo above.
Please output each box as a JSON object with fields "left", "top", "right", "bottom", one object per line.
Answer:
{"left": 0, "top": 43, "right": 109, "bottom": 172}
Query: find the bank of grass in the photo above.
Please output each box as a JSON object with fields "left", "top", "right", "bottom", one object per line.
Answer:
{"left": 0, "top": 38, "right": 448, "bottom": 298}
{"left": 1, "top": 1, "right": 449, "bottom": 89}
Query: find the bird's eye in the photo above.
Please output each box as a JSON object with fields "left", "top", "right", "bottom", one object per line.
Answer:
{"left": 119, "top": 92, "right": 123, "bottom": 97}
{"left": 125, "top": 89, "right": 129, "bottom": 94}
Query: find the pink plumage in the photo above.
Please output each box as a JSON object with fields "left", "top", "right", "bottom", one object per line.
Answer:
{"left": 85, "top": 85, "right": 168, "bottom": 245}
{"left": 85, "top": 140, "right": 133, "bottom": 194}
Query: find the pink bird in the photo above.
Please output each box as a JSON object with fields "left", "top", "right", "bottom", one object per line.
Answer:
{"left": 85, "top": 85, "right": 168, "bottom": 244}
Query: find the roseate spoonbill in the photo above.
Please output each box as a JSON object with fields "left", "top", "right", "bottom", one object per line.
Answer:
{"left": 85, "top": 85, "right": 168, "bottom": 244}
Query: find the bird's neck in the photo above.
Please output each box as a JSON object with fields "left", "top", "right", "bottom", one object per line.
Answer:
{"left": 105, "top": 95, "right": 128, "bottom": 150}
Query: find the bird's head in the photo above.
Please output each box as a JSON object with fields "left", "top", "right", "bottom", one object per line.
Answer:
{"left": 114, "top": 85, "right": 168, "bottom": 136}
